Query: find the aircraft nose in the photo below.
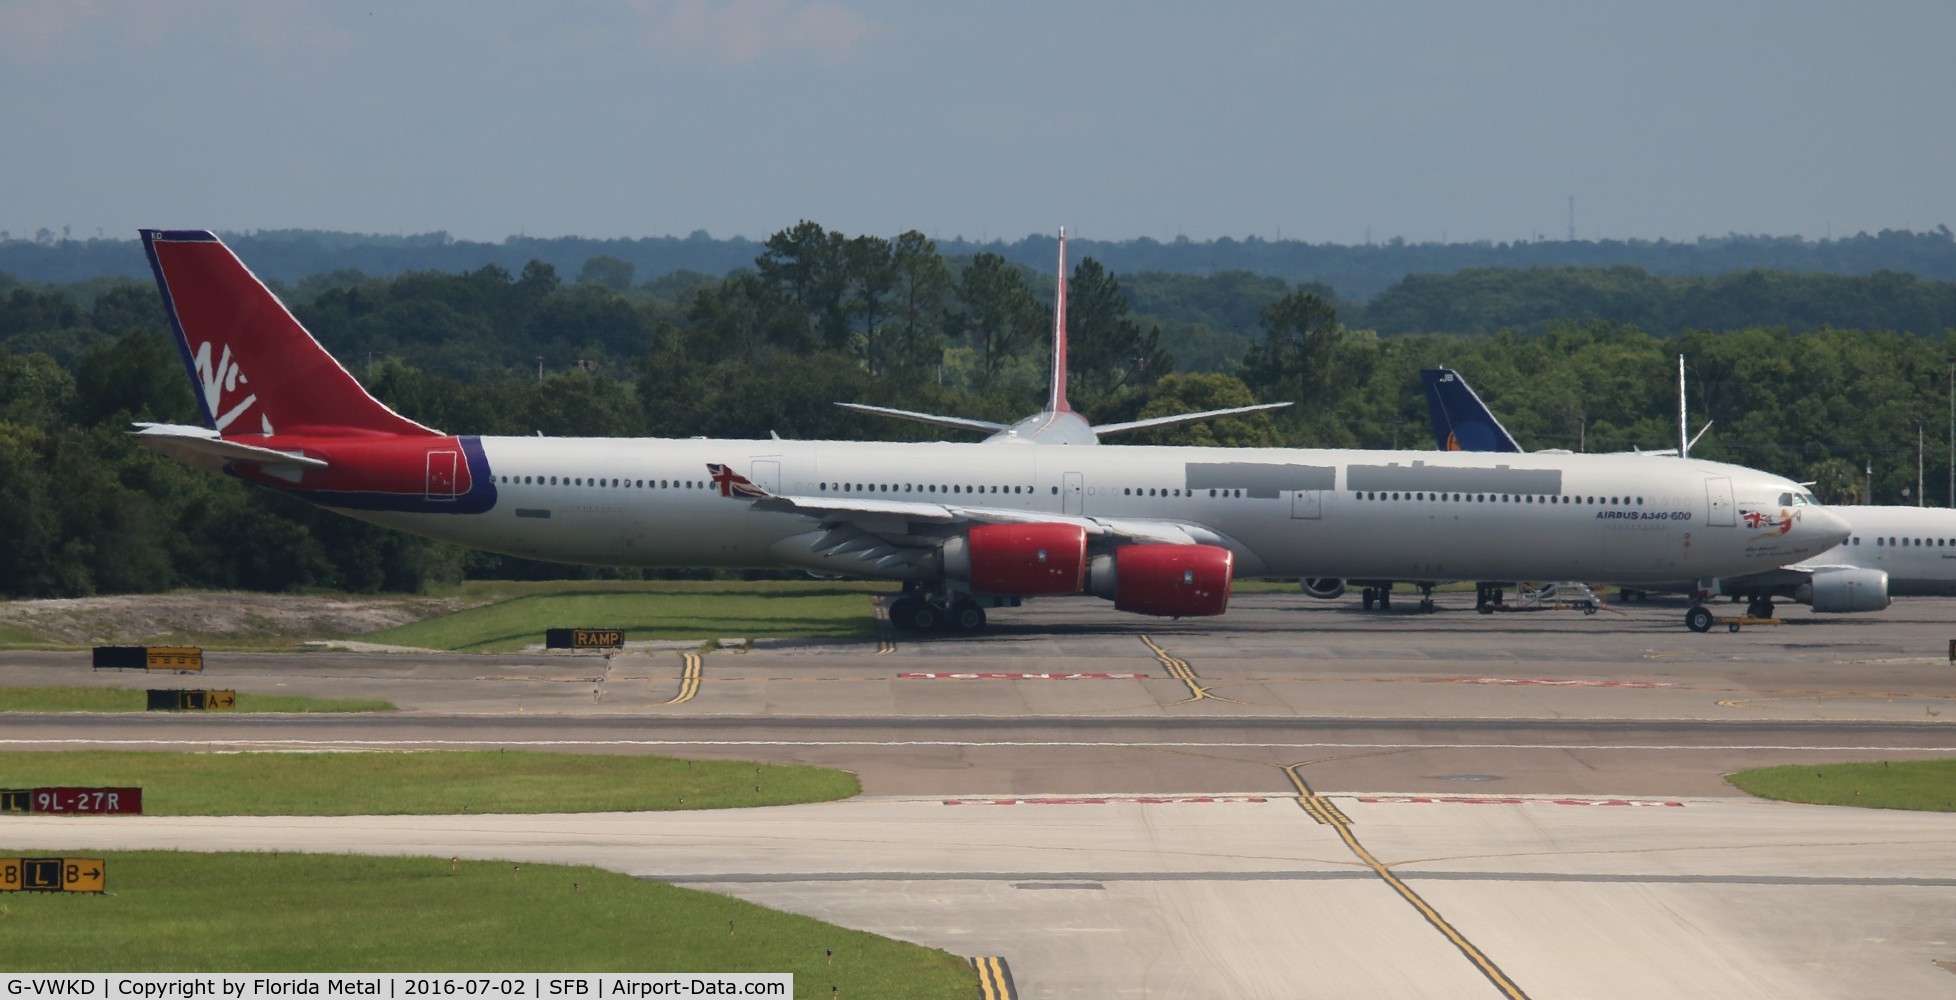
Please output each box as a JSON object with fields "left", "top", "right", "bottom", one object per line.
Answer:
{"left": 1803, "top": 505, "right": 1852, "bottom": 547}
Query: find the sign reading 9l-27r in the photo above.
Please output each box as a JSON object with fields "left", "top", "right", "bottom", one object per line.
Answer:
{"left": 1, "top": 857, "right": 107, "bottom": 893}
{"left": 1, "top": 787, "right": 142, "bottom": 814}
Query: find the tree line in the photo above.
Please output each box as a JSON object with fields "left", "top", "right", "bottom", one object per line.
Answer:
{"left": 6, "top": 224, "right": 1955, "bottom": 302}
{"left": 1, "top": 220, "right": 1952, "bottom": 598}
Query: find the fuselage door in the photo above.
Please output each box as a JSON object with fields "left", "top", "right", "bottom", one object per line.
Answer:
{"left": 1291, "top": 489, "right": 1323, "bottom": 519}
{"left": 1705, "top": 476, "right": 1735, "bottom": 526}
{"left": 1063, "top": 472, "right": 1084, "bottom": 515}
{"left": 750, "top": 459, "right": 781, "bottom": 493}
{"left": 425, "top": 449, "right": 459, "bottom": 500}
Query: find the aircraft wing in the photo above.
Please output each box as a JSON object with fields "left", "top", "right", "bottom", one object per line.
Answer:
{"left": 131, "top": 423, "right": 330, "bottom": 473}
{"left": 751, "top": 492, "right": 1207, "bottom": 546}
{"left": 1091, "top": 402, "right": 1293, "bottom": 436}
{"left": 834, "top": 402, "right": 1008, "bottom": 434}
{"left": 714, "top": 461, "right": 1220, "bottom": 552}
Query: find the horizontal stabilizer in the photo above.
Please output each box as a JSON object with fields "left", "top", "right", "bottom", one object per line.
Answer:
{"left": 1092, "top": 402, "right": 1293, "bottom": 436}
{"left": 131, "top": 423, "right": 329, "bottom": 473}
{"left": 835, "top": 402, "right": 1009, "bottom": 434}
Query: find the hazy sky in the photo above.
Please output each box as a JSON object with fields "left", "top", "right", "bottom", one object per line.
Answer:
{"left": 4, "top": 1, "right": 1952, "bottom": 245}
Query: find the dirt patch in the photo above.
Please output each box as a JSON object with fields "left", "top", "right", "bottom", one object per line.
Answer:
{"left": 0, "top": 592, "right": 483, "bottom": 645}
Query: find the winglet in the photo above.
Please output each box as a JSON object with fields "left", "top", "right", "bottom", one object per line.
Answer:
{"left": 1047, "top": 227, "right": 1071, "bottom": 415}
{"left": 706, "top": 462, "right": 771, "bottom": 499}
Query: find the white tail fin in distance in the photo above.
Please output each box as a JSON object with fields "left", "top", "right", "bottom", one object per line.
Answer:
{"left": 1047, "top": 227, "right": 1071, "bottom": 415}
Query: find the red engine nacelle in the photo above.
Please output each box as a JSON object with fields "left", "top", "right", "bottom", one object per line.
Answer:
{"left": 1096, "top": 544, "right": 1234, "bottom": 617}
{"left": 961, "top": 522, "right": 1089, "bottom": 596}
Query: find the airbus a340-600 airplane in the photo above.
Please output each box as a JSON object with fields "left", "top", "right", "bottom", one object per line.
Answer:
{"left": 134, "top": 229, "right": 1848, "bottom": 633}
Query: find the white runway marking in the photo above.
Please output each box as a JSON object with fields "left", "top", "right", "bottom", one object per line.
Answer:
{"left": 3, "top": 738, "right": 1952, "bottom": 752}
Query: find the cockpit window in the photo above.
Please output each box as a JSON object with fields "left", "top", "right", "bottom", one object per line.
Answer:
{"left": 1779, "top": 491, "right": 1818, "bottom": 507}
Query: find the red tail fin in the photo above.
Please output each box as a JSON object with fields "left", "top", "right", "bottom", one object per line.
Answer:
{"left": 1046, "top": 227, "right": 1072, "bottom": 415}
{"left": 141, "top": 229, "right": 438, "bottom": 439}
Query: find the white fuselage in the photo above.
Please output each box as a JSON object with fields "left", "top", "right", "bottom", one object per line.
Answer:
{"left": 1817, "top": 505, "right": 1956, "bottom": 596}
{"left": 342, "top": 436, "right": 1846, "bottom": 587}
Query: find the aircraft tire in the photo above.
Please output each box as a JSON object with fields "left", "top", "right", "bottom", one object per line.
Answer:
{"left": 888, "top": 597, "right": 922, "bottom": 632}
{"left": 1685, "top": 606, "right": 1715, "bottom": 633}
{"left": 1361, "top": 589, "right": 1376, "bottom": 611}
{"left": 908, "top": 601, "right": 942, "bottom": 632}
{"left": 949, "top": 601, "right": 986, "bottom": 633}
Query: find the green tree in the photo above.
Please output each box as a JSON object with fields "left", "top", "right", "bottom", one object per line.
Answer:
{"left": 953, "top": 253, "right": 1042, "bottom": 392}
{"left": 1126, "top": 373, "right": 1285, "bottom": 447}
{"left": 1241, "top": 290, "right": 1346, "bottom": 440}
{"left": 844, "top": 235, "right": 897, "bottom": 373}
{"left": 1065, "top": 257, "right": 1171, "bottom": 416}
{"left": 885, "top": 231, "right": 951, "bottom": 375}
{"left": 577, "top": 255, "right": 636, "bottom": 292}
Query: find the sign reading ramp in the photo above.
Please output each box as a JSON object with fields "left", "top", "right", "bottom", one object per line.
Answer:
{"left": 545, "top": 628, "right": 625, "bottom": 650}
{"left": 93, "top": 646, "right": 204, "bottom": 671}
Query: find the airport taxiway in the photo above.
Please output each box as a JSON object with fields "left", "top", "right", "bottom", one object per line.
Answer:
{"left": 4, "top": 593, "right": 1955, "bottom": 998}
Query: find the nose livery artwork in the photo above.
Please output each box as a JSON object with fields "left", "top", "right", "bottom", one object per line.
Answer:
{"left": 133, "top": 230, "right": 1848, "bottom": 631}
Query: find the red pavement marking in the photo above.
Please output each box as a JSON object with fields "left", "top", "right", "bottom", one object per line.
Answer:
{"left": 943, "top": 796, "right": 1271, "bottom": 806}
{"left": 1444, "top": 677, "right": 1677, "bottom": 688}
{"left": 1355, "top": 796, "right": 1684, "bottom": 807}
{"left": 900, "top": 672, "right": 1148, "bottom": 680}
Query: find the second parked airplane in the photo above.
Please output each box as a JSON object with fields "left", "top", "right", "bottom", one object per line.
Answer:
{"left": 1418, "top": 365, "right": 1941, "bottom": 626}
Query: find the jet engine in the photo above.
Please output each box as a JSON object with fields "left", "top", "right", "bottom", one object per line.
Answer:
{"left": 1299, "top": 577, "right": 1346, "bottom": 600}
{"left": 1087, "top": 544, "right": 1234, "bottom": 617}
{"left": 943, "top": 523, "right": 1089, "bottom": 596}
{"left": 1795, "top": 566, "right": 1890, "bottom": 613}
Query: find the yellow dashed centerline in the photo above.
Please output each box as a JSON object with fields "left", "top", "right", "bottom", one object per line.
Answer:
{"left": 1140, "top": 635, "right": 1248, "bottom": 704}
{"left": 1281, "top": 764, "right": 1530, "bottom": 1000}
{"left": 662, "top": 652, "right": 703, "bottom": 705}
{"left": 970, "top": 955, "right": 1017, "bottom": 999}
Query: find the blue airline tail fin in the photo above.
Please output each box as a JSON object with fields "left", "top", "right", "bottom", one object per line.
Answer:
{"left": 1421, "top": 368, "right": 1523, "bottom": 453}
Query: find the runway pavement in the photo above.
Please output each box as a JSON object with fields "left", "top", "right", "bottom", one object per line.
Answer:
{"left": 4, "top": 592, "right": 1956, "bottom": 997}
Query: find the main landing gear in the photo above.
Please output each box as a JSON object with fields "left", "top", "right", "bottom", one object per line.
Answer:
{"left": 1474, "top": 584, "right": 1507, "bottom": 614}
{"left": 888, "top": 590, "right": 988, "bottom": 633}
{"left": 1359, "top": 582, "right": 1438, "bottom": 614}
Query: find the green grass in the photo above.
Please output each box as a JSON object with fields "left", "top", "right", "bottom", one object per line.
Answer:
{"left": 0, "top": 850, "right": 977, "bottom": 995}
{"left": 1727, "top": 759, "right": 1956, "bottom": 811}
{"left": 0, "top": 751, "right": 860, "bottom": 815}
{"left": 0, "top": 625, "right": 47, "bottom": 645}
{"left": 365, "top": 587, "right": 886, "bottom": 652}
{"left": 0, "top": 686, "right": 393, "bottom": 713}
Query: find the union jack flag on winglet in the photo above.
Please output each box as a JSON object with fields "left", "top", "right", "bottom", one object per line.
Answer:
{"left": 707, "top": 463, "right": 770, "bottom": 499}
